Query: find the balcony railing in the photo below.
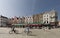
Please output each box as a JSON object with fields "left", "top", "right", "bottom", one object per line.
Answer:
{"left": 50, "top": 16, "right": 58, "bottom": 18}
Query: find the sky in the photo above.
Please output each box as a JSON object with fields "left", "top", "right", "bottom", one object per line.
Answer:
{"left": 0, "top": 0, "right": 60, "bottom": 20}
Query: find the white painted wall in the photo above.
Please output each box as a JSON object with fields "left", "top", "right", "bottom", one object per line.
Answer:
{"left": 59, "top": 21, "right": 60, "bottom": 26}
{"left": 43, "top": 10, "right": 57, "bottom": 24}
{"left": 43, "top": 12, "right": 50, "bottom": 24}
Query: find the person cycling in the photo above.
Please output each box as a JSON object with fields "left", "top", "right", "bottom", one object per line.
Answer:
{"left": 9, "top": 25, "right": 16, "bottom": 33}
{"left": 25, "top": 26, "right": 29, "bottom": 32}
{"left": 24, "top": 25, "right": 32, "bottom": 35}
{"left": 9, "top": 25, "right": 19, "bottom": 34}
{"left": 11, "top": 25, "right": 15, "bottom": 32}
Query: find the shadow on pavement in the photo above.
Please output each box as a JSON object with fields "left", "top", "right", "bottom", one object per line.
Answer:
{"left": 28, "top": 34, "right": 37, "bottom": 36}
{"left": 0, "top": 32, "right": 22, "bottom": 34}
{"left": 9, "top": 32, "right": 23, "bottom": 34}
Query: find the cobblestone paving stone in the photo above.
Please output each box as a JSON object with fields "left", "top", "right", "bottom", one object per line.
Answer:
{"left": 0, "top": 27, "right": 60, "bottom": 38}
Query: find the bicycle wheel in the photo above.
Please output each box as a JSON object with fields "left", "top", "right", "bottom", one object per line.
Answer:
{"left": 26, "top": 31, "right": 32, "bottom": 35}
{"left": 9, "top": 31, "right": 14, "bottom": 34}
{"left": 14, "top": 30, "right": 19, "bottom": 34}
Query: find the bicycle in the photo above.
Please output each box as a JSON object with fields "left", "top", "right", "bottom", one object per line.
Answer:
{"left": 22, "top": 29, "right": 32, "bottom": 35}
{"left": 9, "top": 30, "right": 19, "bottom": 34}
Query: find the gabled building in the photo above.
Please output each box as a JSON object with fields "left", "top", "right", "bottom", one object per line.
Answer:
{"left": 33, "top": 13, "right": 43, "bottom": 24}
{"left": 8, "top": 16, "right": 25, "bottom": 25}
{"left": 25, "top": 16, "right": 33, "bottom": 24}
{"left": 17, "top": 17, "right": 25, "bottom": 24}
{"left": 43, "top": 9, "right": 58, "bottom": 25}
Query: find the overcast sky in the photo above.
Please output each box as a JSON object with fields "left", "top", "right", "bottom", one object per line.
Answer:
{"left": 0, "top": 0, "right": 60, "bottom": 20}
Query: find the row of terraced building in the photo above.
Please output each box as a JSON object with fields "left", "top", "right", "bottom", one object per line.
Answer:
{"left": 0, "top": 9, "right": 58, "bottom": 27}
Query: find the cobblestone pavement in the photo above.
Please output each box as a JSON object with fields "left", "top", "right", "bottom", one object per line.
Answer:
{"left": 0, "top": 27, "right": 60, "bottom": 38}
